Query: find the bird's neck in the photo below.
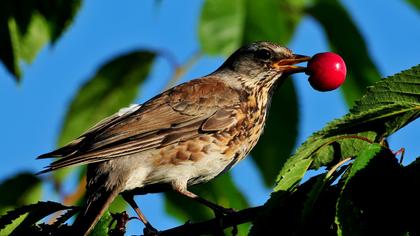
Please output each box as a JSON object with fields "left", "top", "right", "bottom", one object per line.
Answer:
{"left": 212, "top": 69, "right": 281, "bottom": 92}
{"left": 209, "top": 69, "right": 282, "bottom": 115}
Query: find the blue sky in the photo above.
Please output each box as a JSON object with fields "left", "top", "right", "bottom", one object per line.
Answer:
{"left": 0, "top": 0, "right": 419, "bottom": 233}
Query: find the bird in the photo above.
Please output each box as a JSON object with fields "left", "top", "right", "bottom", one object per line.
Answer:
{"left": 37, "top": 41, "right": 310, "bottom": 235}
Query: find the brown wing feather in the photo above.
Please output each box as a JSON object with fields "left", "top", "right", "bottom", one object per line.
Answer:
{"left": 37, "top": 105, "right": 142, "bottom": 159}
{"left": 201, "top": 109, "right": 237, "bottom": 131}
{"left": 38, "top": 77, "right": 243, "bottom": 173}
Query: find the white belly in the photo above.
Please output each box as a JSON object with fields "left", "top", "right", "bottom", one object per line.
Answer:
{"left": 123, "top": 151, "right": 233, "bottom": 191}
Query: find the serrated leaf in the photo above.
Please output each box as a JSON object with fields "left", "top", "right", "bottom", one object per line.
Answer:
{"left": 51, "top": 208, "right": 79, "bottom": 228}
{"left": 0, "top": 201, "right": 72, "bottom": 233}
{"left": 0, "top": 213, "right": 27, "bottom": 236}
{"left": 0, "top": 173, "right": 46, "bottom": 235}
{"left": 308, "top": 0, "right": 381, "bottom": 106}
{"left": 274, "top": 65, "right": 420, "bottom": 193}
{"left": 198, "top": 0, "right": 304, "bottom": 56}
{"left": 250, "top": 174, "right": 337, "bottom": 235}
{"left": 251, "top": 79, "right": 299, "bottom": 186}
{"left": 53, "top": 51, "right": 156, "bottom": 183}
{"left": 0, "top": 173, "right": 42, "bottom": 215}
{"left": 165, "top": 173, "right": 249, "bottom": 235}
{"left": 344, "top": 144, "right": 382, "bottom": 184}
{"left": 274, "top": 156, "right": 313, "bottom": 192}
{"left": 335, "top": 146, "right": 402, "bottom": 235}
{"left": 11, "top": 204, "right": 74, "bottom": 235}
{"left": 0, "top": 0, "right": 81, "bottom": 80}
{"left": 335, "top": 143, "right": 384, "bottom": 235}
{"left": 310, "top": 131, "right": 377, "bottom": 169}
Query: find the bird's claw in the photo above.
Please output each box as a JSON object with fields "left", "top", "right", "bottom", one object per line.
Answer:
{"left": 213, "top": 207, "right": 236, "bottom": 218}
{"left": 143, "top": 225, "right": 158, "bottom": 236}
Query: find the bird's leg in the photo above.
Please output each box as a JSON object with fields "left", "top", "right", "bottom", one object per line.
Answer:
{"left": 121, "top": 193, "right": 158, "bottom": 235}
{"left": 174, "top": 187, "right": 235, "bottom": 216}
{"left": 174, "top": 187, "right": 237, "bottom": 235}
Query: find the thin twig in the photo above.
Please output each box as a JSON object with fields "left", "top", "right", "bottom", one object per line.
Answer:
{"left": 157, "top": 206, "right": 262, "bottom": 236}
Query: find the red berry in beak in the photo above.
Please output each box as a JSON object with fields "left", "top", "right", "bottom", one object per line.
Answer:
{"left": 306, "top": 52, "right": 347, "bottom": 91}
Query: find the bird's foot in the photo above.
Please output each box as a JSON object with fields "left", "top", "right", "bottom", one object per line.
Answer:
{"left": 213, "top": 206, "right": 236, "bottom": 218}
{"left": 143, "top": 223, "right": 158, "bottom": 236}
{"left": 212, "top": 207, "right": 237, "bottom": 236}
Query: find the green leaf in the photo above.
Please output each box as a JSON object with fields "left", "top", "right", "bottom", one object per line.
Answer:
{"left": 405, "top": 0, "right": 420, "bottom": 11}
{"left": 0, "top": 173, "right": 42, "bottom": 215}
{"left": 0, "top": 173, "right": 42, "bottom": 235}
{"left": 108, "top": 196, "right": 127, "bottom": 213}
{"left": 335, "top": 146, "right": 403, "bottom": 235}
{"left": 250, "top": 174, "right": 337, "bottom": 235}
{"left": 165, "top": 173, "right": 249, "bottom": 235}
{"left": 251, "top": 79, "right": 299, "bottom": 186}
{"left": 274, "top": 64, "right": 420, "bottom": 193}
{"left": 346, "top": 144, "right": 382, "bottom": 184}
{"left": 8, "top": 13, "right": 50, "bottom": 64}
{"left": 36, "top": 0, "right": 82, "bottom": 43}
{"left": 53, "top": 51, "right": 156, "bottom": 183}
{"left": 335, "top": 144, "right": 382, "bottom": 236}
{"left": 308, "top": 0, "right": 381, "bottom": 106}
{"left": 198, "top": 0, "right": 304, "bottom": 55}
{"left": 0, "top": 213, "right": 27, "bottom": 236}
{"left": 242, "top": 0, "right": 304, "bottom": 44}
{"left": 0, "top": 0, "right": 81, "bottom": 80}
{"left": 90, "top": 211, "right": 113, "bottom": 236}
{"left": 0, "top": 201, "right": 72, "bottom": 235}
{"left": 199, "top": 0, "right": 245, "bottom": 55}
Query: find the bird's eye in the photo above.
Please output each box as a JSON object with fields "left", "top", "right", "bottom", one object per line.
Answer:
{"left": 254, "top": 49, "right": 272, "bottom": 60}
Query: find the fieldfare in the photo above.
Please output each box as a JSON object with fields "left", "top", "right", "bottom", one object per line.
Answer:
{"left": 38, "top": 41, "right": 310, "bottom": 235}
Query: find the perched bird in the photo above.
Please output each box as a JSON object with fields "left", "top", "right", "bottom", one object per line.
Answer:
{"left": 38, "top": 41, "right": 310, "bottom": 235}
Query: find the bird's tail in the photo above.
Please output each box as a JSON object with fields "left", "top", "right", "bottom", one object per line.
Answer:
{"left": 71, "top": 187, "right": 120, "bottom": 236}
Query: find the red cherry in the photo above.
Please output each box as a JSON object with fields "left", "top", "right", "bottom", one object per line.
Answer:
{"left": 306, "top": 52, "right": 346, "bottom": 91}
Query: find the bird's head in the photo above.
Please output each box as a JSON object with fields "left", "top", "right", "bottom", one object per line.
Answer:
{"left": 215, "top": 41, "right": 310, "bottom": 89}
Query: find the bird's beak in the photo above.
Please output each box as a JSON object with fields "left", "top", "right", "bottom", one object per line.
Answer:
{"left": 272, "top": 54, "right": 311, "bottom": 74}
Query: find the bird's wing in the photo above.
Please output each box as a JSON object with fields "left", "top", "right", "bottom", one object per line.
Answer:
{"left": 37, "top": 104, "right": 143, "bottom": 159}
{"left": 38, "top": 77, "right": 244, "bottom": 173}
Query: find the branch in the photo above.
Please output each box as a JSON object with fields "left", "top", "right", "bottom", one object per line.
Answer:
{"left": 157, "top": 206, "right": 263, "bottom": 236}
{"left": 163, "top": 50, "right": 202, "bottom": 90}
